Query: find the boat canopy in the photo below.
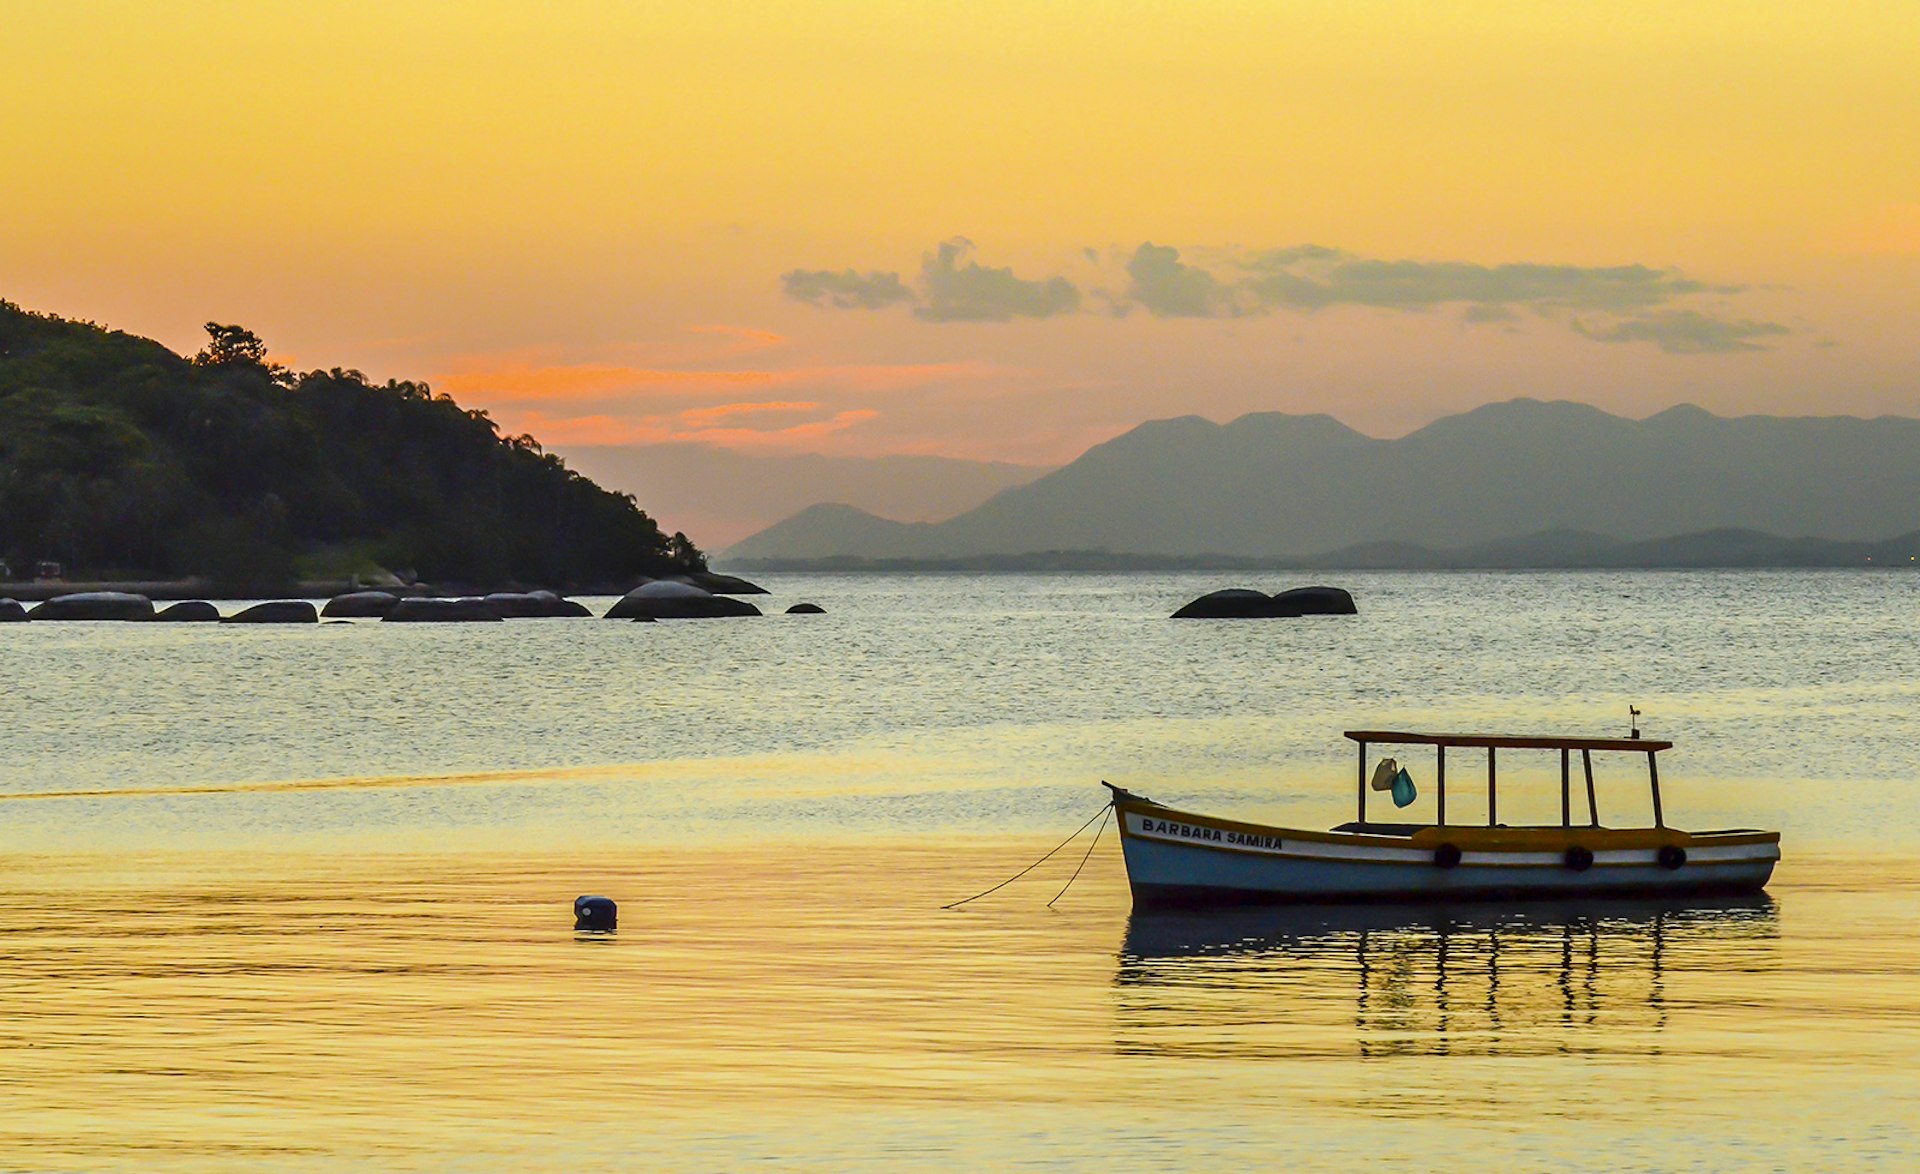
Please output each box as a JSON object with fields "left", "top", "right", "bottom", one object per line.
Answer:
{"left": 1344, "top": 731, "right": 1672, "bottom": 752}
{"left": 1344, "top": 729, "right": 1671, "bottom": 830}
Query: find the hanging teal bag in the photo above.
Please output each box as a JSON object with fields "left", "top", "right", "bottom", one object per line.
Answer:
{"left": 1391, "top": 767, "right": 1417, "bottom": 808}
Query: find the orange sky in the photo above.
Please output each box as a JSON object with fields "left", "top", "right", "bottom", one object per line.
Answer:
{"left": 4, "top": 2, "right": 1916, "bottom": 464}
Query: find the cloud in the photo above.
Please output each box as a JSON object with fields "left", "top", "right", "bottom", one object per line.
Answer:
{"left": 677, "top": 400, "right": 823, "bottom": 428}
{"left": 777, "top": 240, "right": 1785, "bottom": 352}
{"left": 781, "top": 268, "right": 914, "bottom": 310}
{"left": 439, "top": 363, "right": 786, "bottom": 402}
{"left": 438, "top": 357, "right": 999, "bottom": 404}
{"left": 783, "top": 238, "right": 1079, "bottom": 322}
{"left": 684, "top": 325, "right": 788, "bottom": 357}
{"left": 1243, "top": 244, "right": 1347, "bottom": 269}
{"left": 1462, "top": 303, "right": 1521, "bottom": 324}
{"left": 501, "top": 407, "right": 882, "bottom": 450}
{"left": 1572, "top": 310, "right": 1791, "bottom": 354}
{"left": 1247, "top": 255, "right": 1722, "bottom": 313}
{"left": 438, "top": 335, "right": 1037, "bottom": 456}
{"left": 916, "top": 238, "right": 1081, "bottom": 322}
{"left": 1125, "top": 243, "right": 1241, "bottom": 318}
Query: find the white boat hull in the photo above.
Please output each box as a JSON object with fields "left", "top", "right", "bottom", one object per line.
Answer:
{"left": 1118, "top": 806, "right": 1780, "bottom": 907}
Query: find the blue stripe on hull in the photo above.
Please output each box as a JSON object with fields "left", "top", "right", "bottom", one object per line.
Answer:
{"left": 1122, "top": 833, "right": 1775, "bottom": 907}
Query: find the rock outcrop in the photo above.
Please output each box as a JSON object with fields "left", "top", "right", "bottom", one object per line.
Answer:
{"left": 785, "top": 602, "right": 826, "bottom": 614}
{"left": 27, "top": 592, "right": 155, "bottom": 621}
{"left": 483, "top": 590, "right": 590, "bottom": 618}
{"left": 321, "top": 591, "right": 401, "bottom": 618}
{"left": 384, "top": 598, "right": 504, "bottom": 622}
{"left": 0, "top": 599, "right": 26, "bottom": 622}
{"left": 1170, "top": 588, "right": 1276, "bottom": 619}
{"left": 624, "top": 572, "right": 768, "bottom": 596}
{"left": 605, "top": 579, "right": 762, "bottom": 619}
{"left": 1172, "top": 585, "right": 1358, "bottom": 619}
{"left": 224, "top": 601, "right": 319, "bottom": 623}
{"left": 155, "top": 600, "right": 221, "bottom": 622}
{"left": 681, "top": 571, "right": 769, "bottom": 595}
{"left": 1270, "top": 585, "right": 1358, "bottom": 616}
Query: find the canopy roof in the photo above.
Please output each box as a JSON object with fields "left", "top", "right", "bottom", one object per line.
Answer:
{"left": 1345, "top": 730, "right": 1672, "bottom": 753}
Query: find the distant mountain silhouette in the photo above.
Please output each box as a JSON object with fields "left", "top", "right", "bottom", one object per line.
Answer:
{"left": 721, "top": 528, "right": 1920, "bottom": 571}
{"left": 555, "top": 443, "right": 1048, "bottom": 548}
{"left": 723, "top": 400, "right": 1920, "bottom": 563}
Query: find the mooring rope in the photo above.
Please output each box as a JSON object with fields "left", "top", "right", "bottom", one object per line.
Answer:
{"left": 1046, "top": 806, "right": 1112, "bottom": 908}
{"left": 941, "top": 803, "right": 1110, "bottom": 910}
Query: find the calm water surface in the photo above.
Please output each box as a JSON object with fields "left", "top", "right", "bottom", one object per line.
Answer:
{"left": 3, "top": 572, "right": 1918, "bottom": 1168}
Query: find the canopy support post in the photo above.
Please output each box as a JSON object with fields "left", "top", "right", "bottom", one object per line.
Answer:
{"left": 1583, "top": 749, "right": 1599, "bottom": 827}
{"left": 1356, "top": 740, "right": 1367, "bottom": 826}
{"left": 1648, "top": 750, "right": 1664, "bottom": 828}
{"left": 1487, "top": 747, "right": 1498, "bottom": 827}
{"left": 1561, "top": 748, "right": 1571, "bottom": 828}
{"left": 1436, "top": 745, "right": 1447, "bottom": 826}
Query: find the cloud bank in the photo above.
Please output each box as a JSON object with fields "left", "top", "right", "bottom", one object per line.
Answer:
{"left": 781, "top": 268, "right": 913, "bottom": 310}
{"left": 1127, "top": 243, "right": 1239, "bottom": 318}
{"left": 1240, "top": 251, "right": 1724, "bottom": 313}
{"left": 1573, "top": 309, "right": 1792, "bottom": 354}
{"left": 783, "top": 238, "right": 1079, "bottom": 323}
{"left": 784, "top": 240, "right": 1790, "bottom": 354}
{"left": 918, "top": 238, "right": 1081, "bottom": 322}
{"left": 436, "top": 329, "right": 1042, "bottom": 456}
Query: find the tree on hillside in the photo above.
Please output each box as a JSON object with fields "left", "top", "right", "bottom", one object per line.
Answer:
{"left": 193, "top": 322, "right": 289, "bottom": 384}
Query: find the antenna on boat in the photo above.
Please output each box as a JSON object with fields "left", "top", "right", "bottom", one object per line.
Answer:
{"left": 1629, "top": 705, "right": 1642, "bottom": 740}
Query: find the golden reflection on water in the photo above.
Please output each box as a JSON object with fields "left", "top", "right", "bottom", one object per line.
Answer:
{"left": 1, "top": 843, "right": 1916, "bottom": 1168}
{"left": 1117, "top": 898, "right": 1779, "bottom": 1060}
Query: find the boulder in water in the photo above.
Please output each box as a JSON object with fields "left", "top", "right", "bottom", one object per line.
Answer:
{"left": 484, "top": 590, "right": 590, "bottom": 618}
{"left": 484, "top": 592, "right": 546, "bottom": 618}
{"left": 28, "top": 592, "right": 155, "bottom": 621}
{"left": 384, "top": 597, "right": 504, "bottom": 622}
{"left": 155, "top": 600, "right": 221, "bottom": 622}
{"left": 524, "top": 590, "right": 590, "bottom": 617}
{"left": 627, "top": 572, "right": 768, "bottom": 596}
{"left": 680, "top": 571, "right": 769, "bottom": 595}
{"left": 1171, "top": 589, "right": 1276, "bottom": 619}
{"left": 322, "top": 591, "right": 400, "bottom": 618}
{"left": 1172, "top": 585, "right": 1358, "bottom": 619}
{"left": 224, "top": 600, "right": 318, "bottom": 624}
{"left": 606, "top": 579, "right": 761, "bottom": 619}
{"left": 1270, "top": 585, "right": 1358, "bottom": 616}
{"left": 786, "top": 602, "right": 826, "bottom": 614}
{"left": 0, "top": 598, "right": 26, "bottom": 623}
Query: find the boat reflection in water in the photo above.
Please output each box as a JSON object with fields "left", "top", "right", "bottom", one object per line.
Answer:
{"left": 1115, "top": 896, "right": 1778, "bottom": 1059}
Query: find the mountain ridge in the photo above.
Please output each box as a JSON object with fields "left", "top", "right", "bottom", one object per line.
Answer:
{"left": 722, "top": 526, "right": 1920, "bottom": 572}
{"left": 555, "top": 443, "right": 1049, "bottom": 548}
{"left": 724, "top": 399, "right": 1920, "bottom": 563}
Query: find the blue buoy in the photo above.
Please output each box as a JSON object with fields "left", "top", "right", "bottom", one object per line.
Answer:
{"left": 574, "top": 895, "right": 617, "bottom": 931}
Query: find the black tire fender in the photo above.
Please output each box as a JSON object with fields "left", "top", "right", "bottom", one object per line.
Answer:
{"left": 1433, "top": 843, "right": 1463, "bottom": 870}
{"left": 1563, "top": 845, "right": 1595, "bottom": 872}
{"left": 1657, "top": 844, "right": 1687, "bottom": 870}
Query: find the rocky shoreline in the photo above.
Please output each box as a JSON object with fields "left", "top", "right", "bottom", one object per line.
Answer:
{"left": 0, "top": 573, "right": 841, "bottom": 624}
{"left": 0, "top": 571, "right": 767, "bottom": 604}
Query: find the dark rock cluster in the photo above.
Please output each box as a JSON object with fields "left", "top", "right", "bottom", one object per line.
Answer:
{"left": 605, "top": 580, "right": 762, "bottom": 620}
{"left": 1172, "top": 585, "right": 1358, "bottom": 619}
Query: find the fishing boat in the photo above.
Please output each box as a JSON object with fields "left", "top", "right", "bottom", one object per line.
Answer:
{"left": 1107, "top": 729, "right": 1780, "bottom": 907}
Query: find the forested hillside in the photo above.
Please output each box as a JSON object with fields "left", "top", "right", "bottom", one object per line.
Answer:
{"left": 0, "top": 301, "right": 703, "bottom": 586}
